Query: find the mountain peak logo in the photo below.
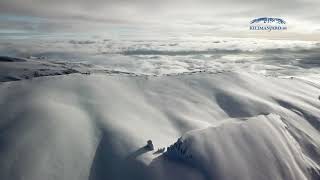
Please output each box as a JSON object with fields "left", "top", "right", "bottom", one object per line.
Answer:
{"left": 250, "top": 17, "right": 286, "bottom": 24}
{"left": 250, "top": 17, "right": 287, "bottom": 31}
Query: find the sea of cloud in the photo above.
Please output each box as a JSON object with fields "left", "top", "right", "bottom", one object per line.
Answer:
{"left": 0, "top": 36, "right": 319, "bottom": 76}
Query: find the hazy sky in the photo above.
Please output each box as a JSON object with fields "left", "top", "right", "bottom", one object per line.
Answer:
{"left": 0, "top": 0, "right": 319, "bottom": 40}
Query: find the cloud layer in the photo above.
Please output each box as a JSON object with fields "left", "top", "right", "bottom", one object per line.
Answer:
{"left": 0, "top": 0, "right": 320, "bottom": 39}
{"left": 0, "top": 37, "right": 319, "bottom": 76}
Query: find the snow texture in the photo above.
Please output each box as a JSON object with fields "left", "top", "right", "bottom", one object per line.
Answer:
{"left": 0, "top": 69, "right": 319, "bottom": 180}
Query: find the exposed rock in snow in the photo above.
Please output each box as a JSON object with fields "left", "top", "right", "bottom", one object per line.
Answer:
{"left": 147, "top": 140, "right": 154, "bottom": 150}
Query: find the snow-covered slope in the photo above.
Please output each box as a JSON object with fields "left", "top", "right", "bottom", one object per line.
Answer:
{"left": 167, "top": 114, "right": 319, "bottom": 180}
{"left": 0, "top": 71, "right": 319, "bottom": 180}
{"left": 0, "top": 56, "right": 87, "bottom": 82}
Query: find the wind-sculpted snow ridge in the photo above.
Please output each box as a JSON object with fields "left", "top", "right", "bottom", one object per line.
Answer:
{"left": 165, "top": 114, "right": 320, "bottom": 180}
{"left": 0, "top": 71, "right": 319, "bottom": 180}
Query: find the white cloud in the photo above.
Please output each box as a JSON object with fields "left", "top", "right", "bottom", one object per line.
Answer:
{"left": 0, "top": 0, "right": 320, "bottom": 39}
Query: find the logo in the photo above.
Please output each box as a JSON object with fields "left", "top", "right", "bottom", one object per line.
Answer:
{"left": 249, "top": 17, "right": 287, "bottom": 31}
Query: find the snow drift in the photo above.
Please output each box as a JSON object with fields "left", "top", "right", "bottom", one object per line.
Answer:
{"left": 0, "top": 70, "right": 319, "bottom": 180}
{"left": 166, "top": 114, "right": 319, "bottom": 180}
